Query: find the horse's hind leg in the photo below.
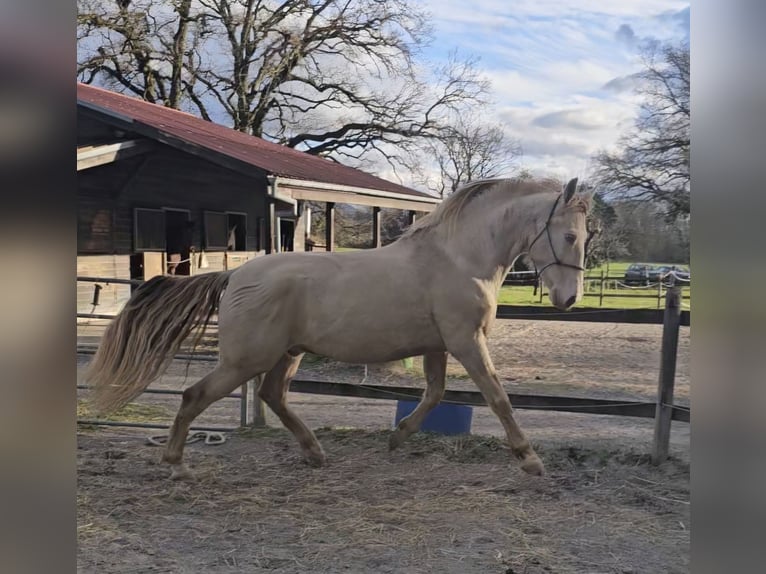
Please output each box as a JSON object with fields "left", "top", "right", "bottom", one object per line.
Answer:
{"left": 389, "top": 352, "right": 447, "bottom": 450}
{"left": 162, "top": 363, "right": 252, "bottom": 480}
{"left": 258, "top": 352, "right": 326, "bottom": 467}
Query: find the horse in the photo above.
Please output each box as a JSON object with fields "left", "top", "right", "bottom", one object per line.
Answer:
{"left": 86, "top": 177, "right": 591, "bottom": 480}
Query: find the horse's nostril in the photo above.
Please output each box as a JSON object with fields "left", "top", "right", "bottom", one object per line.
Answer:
{"left": 565, "top": 295, "right": 576, "bottom": 308}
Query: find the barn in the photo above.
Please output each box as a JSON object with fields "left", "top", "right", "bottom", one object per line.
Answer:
{"left": 76, "top": 83, "right": 439, "bottom": 315}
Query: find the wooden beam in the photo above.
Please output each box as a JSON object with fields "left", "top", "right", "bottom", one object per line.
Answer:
{"left": 285, "top": 187, "right": 436, "bottom": 213}
{"left": 372, "top": 206, "right": 382, "bottom": 248}
{"left": 325, "top": 202, "right": 335, "bottom": 252}
{"left": 285, "top": 379, "right": 690, "bottom": 422}
{"left": 496, "top": 304, "right": 690, "bottom": 326}
{"left": 76, "top": 139, "right": 154, "bottom": 171}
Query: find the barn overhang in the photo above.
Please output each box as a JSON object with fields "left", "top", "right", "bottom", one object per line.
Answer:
{"left": 272, "top": 177, "right": 439, "bottom": 213}
{"left": 77, "top": 139, "right": 155, "bottom": 171}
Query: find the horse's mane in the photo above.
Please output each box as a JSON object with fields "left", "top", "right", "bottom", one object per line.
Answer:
{"left": 403, "top": 177, "right": 565, "bottom": 238}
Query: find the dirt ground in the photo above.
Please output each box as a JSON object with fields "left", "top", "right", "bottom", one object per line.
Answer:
{"left": 77, "top": 319, "right": 690, "bottom": 573}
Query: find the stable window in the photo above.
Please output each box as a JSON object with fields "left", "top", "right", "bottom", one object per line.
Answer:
{"left": 227, "top": 212, "right": 247, "bottom": 251}
{"left": 204, "top": 211, "right": 248, "bottom": 250}
{"left": 203, "top": 211, "right": 229, "bottom": 250}
{"left": 134, "top": 208, "right": 165, "bottom": 251}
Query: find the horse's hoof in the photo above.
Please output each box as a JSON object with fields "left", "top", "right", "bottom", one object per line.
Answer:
{"left": 304, "top": 450, "right": 327, "bottom": 468}
{"left": 520, "top": 455, "right": 545, "bottom": 476}
{"left": 388, "top": 431, "right": 405, "bottom": 451}
{"left": 169, "top": 463, "right": 195, "bottom": 481}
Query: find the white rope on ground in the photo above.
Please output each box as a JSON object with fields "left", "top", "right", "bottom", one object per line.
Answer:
{"left": 146, "top": 430, "right": 226, "bottom": 447}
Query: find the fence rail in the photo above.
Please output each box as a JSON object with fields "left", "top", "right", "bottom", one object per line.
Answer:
{"left": 76, "top": 276, "right": 690, "bottom": 463}
{"left": 75, "top": 375, "right": 689, "bottom": 432}
{"left": 77, "top": 305, "right": 689, "bottom": 327}
{"left": 502, "top": 270, "right": 690, "bottom": 308}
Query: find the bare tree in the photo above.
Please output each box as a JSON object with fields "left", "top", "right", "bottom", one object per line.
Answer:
{"left": 610, "top": 201, "right": 689, "bottom": 263}
{"left": 593, "top": 40, "right": 689, "bottom": 219}
{"left": 77, "top": 0, "right": 204, "bottom": 110}
{"left": 419, "top": 116, "right": 522, "bottom": 197}
{"left": 583, "top": 191, "right": 628, "bottom": 269}
{"left": 77, "top": 0, "right": 489, "bottom": 172}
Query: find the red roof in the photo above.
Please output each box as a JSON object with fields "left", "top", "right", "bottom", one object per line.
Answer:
{"left": 77, "top": 83, "right": 435, "bottom": 200}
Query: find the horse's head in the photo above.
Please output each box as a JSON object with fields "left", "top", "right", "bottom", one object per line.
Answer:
{"left": 527, "top": 178, "right": 592, "bottom": 311}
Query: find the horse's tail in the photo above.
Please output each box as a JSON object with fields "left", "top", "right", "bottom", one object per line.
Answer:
{"left": 86, "top": 271, "right": 233, "bottom": 415}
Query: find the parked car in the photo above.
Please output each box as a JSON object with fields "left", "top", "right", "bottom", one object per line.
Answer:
{"left": 624, "top": 263, "right": 690, "bottom": 286}
{"left": 623, "top": 263, "right": 656, "bottom": 286}
{"left": 657, "top": 265, "right": 691, "bottom": 286}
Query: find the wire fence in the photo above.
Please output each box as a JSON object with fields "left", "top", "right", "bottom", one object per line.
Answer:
{"left": 502, "top": 269, "right": 690, "bottom": 308}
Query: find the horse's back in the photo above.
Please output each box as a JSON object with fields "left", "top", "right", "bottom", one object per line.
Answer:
{"left": 218, "top": 246, "right": 449, "bottom": 363}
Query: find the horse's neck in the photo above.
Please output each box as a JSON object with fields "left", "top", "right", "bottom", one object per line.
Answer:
{"left": 438, "top": 192, "right": 547, "bottom": 283}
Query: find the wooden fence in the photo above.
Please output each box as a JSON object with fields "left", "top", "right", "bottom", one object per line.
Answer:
{"left": 504, "top": 270, "right": 691, "bottom": 308}
{"left": 76, "top": 277, "right": 689, "bottom": 464}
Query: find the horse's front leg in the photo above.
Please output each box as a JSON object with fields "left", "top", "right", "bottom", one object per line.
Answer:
{"left": 448, "top": 332, "right": 544, "bottom": 476}
{"left": 389, "top": 351, "right": 448, "bottom": 450}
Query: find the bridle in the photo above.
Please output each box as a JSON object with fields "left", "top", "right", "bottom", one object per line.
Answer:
{"left": 527, "top": 193, "right": 585, "bottom": 280}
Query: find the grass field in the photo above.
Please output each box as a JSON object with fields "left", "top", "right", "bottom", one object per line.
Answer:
{"left": 501, "top": 260, "right": 690, "bottom": 309}
{"left": 329, "top": 249, "right": 690, "bottom": 310}
{"left": 498, "top": 283, "right": 690, "bottom": 309}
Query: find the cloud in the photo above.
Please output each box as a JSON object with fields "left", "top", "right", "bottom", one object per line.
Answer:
{"left": 520, "top": 138, "right": 591, "bottom": 159}
{"left": 413, "top": 0, "right": 690, "bottom": 178}
{"left": 615, "top": 24, "right": 637, "bottom": 46}
{"left": 601, "top": 74, "right": 641, "bottom": 94}
{"left": 656, "top": 6, "right": 690, "bottom": 38}
{"left": 531, "top": 109, "right": 607, "bottom": 131}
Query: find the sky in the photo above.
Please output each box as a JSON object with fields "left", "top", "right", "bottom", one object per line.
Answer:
{"left": 76, "top": 0, "right": 689, "bottom": 189}
{"left": 415, "top": 0, "right": 690, "bottom": 181}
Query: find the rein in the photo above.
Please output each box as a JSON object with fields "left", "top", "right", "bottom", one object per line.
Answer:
{"left": 527, "top": 194, "right": 585, "bottom": 281}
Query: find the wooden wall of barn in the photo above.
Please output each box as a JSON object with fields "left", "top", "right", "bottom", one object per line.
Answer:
{"left": 77, "top": 141, "right": 270, "bottom": 256}
{"left": 76, "top": 250, "right": 263, "bottom": 318}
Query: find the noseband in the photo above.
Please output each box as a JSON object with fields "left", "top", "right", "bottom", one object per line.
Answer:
{"left": 527, "top": 194, "right": 585, "bottom": 279}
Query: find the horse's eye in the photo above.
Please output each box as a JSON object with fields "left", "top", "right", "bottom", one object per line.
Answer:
{"left": 565, "top": 233, "right": 576, "bottom": 245}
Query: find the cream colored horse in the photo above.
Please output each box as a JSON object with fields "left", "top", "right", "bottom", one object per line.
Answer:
{"left": 87, "top": 177, "right": 591, "bottom": 480}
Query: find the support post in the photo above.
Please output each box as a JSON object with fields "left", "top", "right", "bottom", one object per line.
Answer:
{"left": 325, "top": 202, "right": 335, "bottom": 252}
{"left": 267, "top": 198, "right": 276, "bottom": 254}
{"left": 652, "top": 287, "right": 682, "bottom": 465}
{"left": 372, "top": 206, "right": 382, "bottom": 248}
{"left": 239, "top": 380, "right": 251, "bottom": 426}
{"left": 240, "top": 377, "right": 267, "bottom": 427}
{"left": 407, "top": 210, "right": 416, "bottom": 226}
{"left": 599, "top": 269, "right": 605, "bottom": 307}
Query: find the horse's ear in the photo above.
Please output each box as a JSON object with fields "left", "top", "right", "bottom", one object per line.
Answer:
{"left": 564, "top": 177, "right": 578, "bottom": 204}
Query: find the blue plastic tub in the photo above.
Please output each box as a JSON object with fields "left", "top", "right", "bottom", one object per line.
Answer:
{"left": 394, "top": 400, "right": 473, "bottom": 435}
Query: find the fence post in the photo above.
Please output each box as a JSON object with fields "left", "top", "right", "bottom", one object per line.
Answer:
{"left": 656, "top": 277, "right": 663, "bottom": 308}
{"left": 240, "top": 377, "right": 267, "bottom": 427}
{"left": 538, "top": 277, "right": 544, "bottom": 303}
{"left": 652, "top": 287, "right": 682, "bottom": 465}
{"left": 599, "top": 269, "right": 605, "bottom": 307}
